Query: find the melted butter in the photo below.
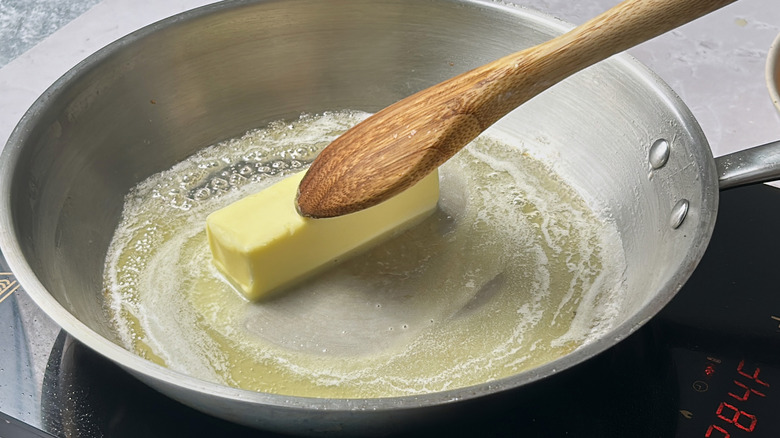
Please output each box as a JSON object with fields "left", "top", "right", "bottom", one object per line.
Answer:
{"left": 103, "top": 111, "right": 627, "bottom": 398}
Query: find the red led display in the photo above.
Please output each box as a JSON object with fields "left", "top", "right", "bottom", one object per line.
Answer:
{"left": 728, "top": 380, "right": 766, "bottom": 402}
{"left": 703, "top": 360, "right": 770, "bottom": 437}
{"left": 705, "top": 424, "right": 730, "bottom": 438}
{"left": 715, "top": 402, "right": 757, "bottom": 431}
{"left": 736, "top": 360, "right": 769, "bottom": 387}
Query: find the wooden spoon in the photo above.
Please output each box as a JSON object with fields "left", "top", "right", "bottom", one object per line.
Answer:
{"left": 296, "top": 0, "right": 736, "bottom": 218}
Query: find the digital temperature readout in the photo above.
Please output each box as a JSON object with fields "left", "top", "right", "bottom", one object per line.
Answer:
{"left": 673, "top": 349, "right": 779, "bottom": 438}
{"left": 704, "top": 359, "right": 769, "bottom": 436}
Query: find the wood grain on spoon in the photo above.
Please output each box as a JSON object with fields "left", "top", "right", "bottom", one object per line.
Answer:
{"left": 296, "top": 0, "right": 736, "bottom": 218}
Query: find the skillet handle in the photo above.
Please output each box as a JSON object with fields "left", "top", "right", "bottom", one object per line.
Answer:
{"left": 716, "top": 140, "right": 780, "bottom": 189}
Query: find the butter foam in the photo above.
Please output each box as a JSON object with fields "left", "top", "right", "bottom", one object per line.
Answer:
{"left": 103, "top": 111, "right": 628, "bottom": 398}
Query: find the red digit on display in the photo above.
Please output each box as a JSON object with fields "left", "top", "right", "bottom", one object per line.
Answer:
{"left": 716, "top": 402, "right": 757, "bottom": 432}
{"left": 729, "top": 380, "right": 767, "bottom": 402}
{"left": 736, "top": 360, "right": 769, "bottom": 387}
{"left": 705, "top": 424, "right": 730, "bottom": 437}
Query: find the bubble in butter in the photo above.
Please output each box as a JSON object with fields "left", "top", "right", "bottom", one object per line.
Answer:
{"left": 103, "top": 110, "right": 628, "bottom": 398}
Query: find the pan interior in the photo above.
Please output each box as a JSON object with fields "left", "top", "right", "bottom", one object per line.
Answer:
{"left": 102, "top": 110, "right": 629, "bottom": 398}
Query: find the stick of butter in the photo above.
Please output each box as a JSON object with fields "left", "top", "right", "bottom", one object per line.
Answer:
{"left": 206, "top": 170, "right": 439, "bottom": 300}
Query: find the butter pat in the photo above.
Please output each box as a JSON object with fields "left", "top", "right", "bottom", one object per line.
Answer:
{"left": 206, "top": 170, "right": 439, "bottom": 300}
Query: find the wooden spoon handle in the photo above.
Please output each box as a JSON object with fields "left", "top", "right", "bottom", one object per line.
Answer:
{"left": 297, "top": 0, "right": 736, "bottom": 218}
{"left": 468, "top": 0, "right": 737, "bottom": 127}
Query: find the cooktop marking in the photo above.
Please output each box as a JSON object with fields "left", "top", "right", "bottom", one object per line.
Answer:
{"left": 0, "top": 272, "right": 19, "bottom": 304}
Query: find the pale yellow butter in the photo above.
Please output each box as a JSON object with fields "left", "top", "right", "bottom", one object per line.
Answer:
{"left": 206, "top": 170, "right": 439, "bottom": 300}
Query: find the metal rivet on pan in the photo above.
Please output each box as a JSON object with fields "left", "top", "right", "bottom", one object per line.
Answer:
{"left": 649, "top": 139, "right": 670, "bottom": 169}
{"left": 670, "top": 199, "right": 689, "bottom": 229}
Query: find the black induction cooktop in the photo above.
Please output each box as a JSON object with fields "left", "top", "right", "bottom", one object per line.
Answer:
{"left": 2, "top": 183, "right": 780, "bottom": 438}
